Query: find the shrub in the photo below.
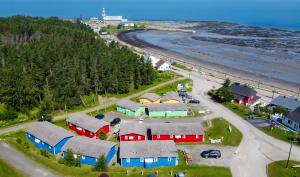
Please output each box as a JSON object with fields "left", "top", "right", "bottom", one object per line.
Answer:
{"left": 94, "top": 154, "right": 107, "bottom": 171}
{"left": 40, "top": 149, "right": 50, "bottom": 158}
{"left": 16, "top": 138, "right": 22, "bottom": 144}
{"left": 23, "top": 142, "right": 29, "bottom": 149}
{"left": 98, "top": 131, "right": 107, "bottom": 140}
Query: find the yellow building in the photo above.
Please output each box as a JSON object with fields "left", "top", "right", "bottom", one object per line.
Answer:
{"left": 139, "top": 93, "right": 161, "bottom": 106}
{"left": 160, "top": 91, "right": 181, "bottom": 104}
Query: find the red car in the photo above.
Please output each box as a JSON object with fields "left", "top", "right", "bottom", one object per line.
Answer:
{"left": 99, "top": 173, "right": 109, "bottom": 177}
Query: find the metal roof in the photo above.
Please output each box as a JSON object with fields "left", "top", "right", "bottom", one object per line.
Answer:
{"left": 117, "top": 99, "right": 144, "bottom": 111}
{"left": 285, "top": 107, "right": 300, "bottom": 124}
{"left": 26, "top": 121, "right": 73, "bottom": 147}
{"left": 150, "top": 123, "right": 204, "bottom": 135}
{"left": 230, "top": 83, "right": 257, "bottom": 97}
{"left": 140, "top": 93, "right": 161, "bottom": 102}
{"left": 147, "top": 103, "right": 188, "bottom": 112}
{"left": 161, "top": 92, "right": 181, "bottom": 102}
{"left": 62, "top": 136, "right": 116, "bottom": 158}
{"left": 120, "top": 140, "right": 178, "bottom": 158}
{"left": 119, "top": 123, "right": 146, "bottom": 136}
{"left": 67, "top": 113, "right": 109, "bottom": 133}
{"left": 270, "top": 96, "right": 300, "bottom": 111}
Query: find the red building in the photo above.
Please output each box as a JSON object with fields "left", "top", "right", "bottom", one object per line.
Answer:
{"left": 150, "top": 123, "right": 204, "bottom": 143}
{"left": 67, "top": 113, "right": 109, "bottom": 139}
{"left": 229, "top": 82, "right": 259, "bottom": 105}
{"left": 119, "top": 123, "right": 146, "bottom": 141}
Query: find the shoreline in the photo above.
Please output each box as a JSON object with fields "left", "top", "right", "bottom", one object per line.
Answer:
{"left": 117, "top": 29, "right": 300, "bottom": 96}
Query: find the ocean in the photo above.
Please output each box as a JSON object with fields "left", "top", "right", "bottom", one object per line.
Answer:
{"left": 1, "top": 0, "right": 300, "bottom": 30}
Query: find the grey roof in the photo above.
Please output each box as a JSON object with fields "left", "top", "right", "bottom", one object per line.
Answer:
{"left": 117, "top": 99, "right": 144, "bottom": 111}
{"left": 119, "top": 123, "right": 146, "bottom": 136}
{"left": 62, "top": 136, "right": 116, "bottom": 158}
{"left": 67, "top": 113, "right": 109, "bottom": 133}
{"left": 140, "top": 93, "right": 161, "bottom": 102}
{"left": 148, "top": 103, "right": 188, "bottom": 112}
{"left": 150, "top": 123, "right": 204, "bottom": 135}
{"left": 26, "top": 121, "right": 73, "bottom": 147}
{"left": 120, "top": 140, "right": 178, "bottom": 158}
{"left": 230, "top": 83, "right": 257, "bottom": 97}
{"left": 161, "top": 92, "right": 181, "bottom": 102}
{"left": 285, "top": 107, "right": 300, "bottom": 124}
{"left": 270, "top": 96, "right": 300, "bottom": 111}
{"left": 155, "top": 60, "right": 166, "bottom": 68}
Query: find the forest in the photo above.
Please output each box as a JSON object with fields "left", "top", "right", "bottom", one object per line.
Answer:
{"left": 0, "top": 16, "right": 154, "bottom": 120}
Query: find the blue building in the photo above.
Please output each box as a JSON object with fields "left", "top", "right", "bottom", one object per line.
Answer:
{"left": 120, "top": 140, "right": 178, "bottom": 169}
{"left": 62, "top": 136, "right": 117, "bottom": 165}
{"left": 26, "top": 121, "right": 74, "bottom": 155}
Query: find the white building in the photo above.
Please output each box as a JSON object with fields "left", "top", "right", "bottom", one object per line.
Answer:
{"left": 156, "top": 60, "right": 171, "bottom": 72}
{"left": 282, "top": 107, "right": 300, "bottom": 132}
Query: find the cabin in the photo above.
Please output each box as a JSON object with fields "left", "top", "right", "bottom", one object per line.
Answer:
{"left": 160, "top": 92, "right": 181, "bottom": 103}
{"left": 139, "top": 93, "right": 161, "bottom": 106}
{"left": 229, "top": 83, "right": 259, "bottom": 105}
{"left": 119, "top": 123, "right": 146, "bottom": 141}
{"left": 269, "top": 96, "right": 300, "bottom": 111}
{"left": 116, "top": 99, "right": 145, "bottom": 117}
{"left": 119, "top": 140, "right": 178, "bottom": 169}
{"left": 282, "top": 107, "right": 300, "bottom": 132}
{"left": 67, "top": 113, "right": 110, "bottom": 139}
{"left": 26, "top": 121, "right": 73, "bottom": 155}
{"left": 147, "top": 103, "right": 188, "bottom": 117}
{"left": 155, "top": 60, "right": 171, "bottom": 72}
{"left": 150, "top": 123, "right": 204, "bottom": 142}
{"left": 62, "top": 136, "right": 117, "bottom": 165}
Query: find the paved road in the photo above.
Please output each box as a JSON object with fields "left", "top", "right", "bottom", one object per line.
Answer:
{"left": 0, "top": 141, "right": 60, "bottom": 177}
{"left": 174, "top": 67, "right": 300, "bottom": 177}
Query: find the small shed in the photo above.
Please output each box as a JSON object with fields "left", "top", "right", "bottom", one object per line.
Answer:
{"left": 120, "top": 140, "right": 178, "bottom": 169}
{"left": 62, "top": 136, "right": 117, "bottom": 165}
{"left": 119, "top": 123, "right": 147, "bottom": 141}
{"left": 117, "top": 99, "right": 145, "bottom": 117}
{"left": 160, "top": 92, "right": 181, "bottom": 103}
{"left": 26, "top": 121, "right": 73, "bottom": 155}
{"left": 147, "top": 103, "right": 188, "bottom": 117}
{"left": 67, "top": 113, "right": 110, "bottom": 139}
{"left": 139, "top": 93, "right": 161, "bottom": 106}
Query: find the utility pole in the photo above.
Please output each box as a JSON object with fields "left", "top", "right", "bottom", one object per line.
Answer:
{"left": 286, "top": 140, "right": 294, "bottom": 168}
{"left": 272, "top": 88, "right": 276, "bottom": 99}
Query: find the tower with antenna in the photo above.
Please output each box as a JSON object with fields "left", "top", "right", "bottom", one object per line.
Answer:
{"left": 102, "top": 8, "right": 106, "bottom": 19}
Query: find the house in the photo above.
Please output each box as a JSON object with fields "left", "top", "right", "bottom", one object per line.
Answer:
{"left": 282, "top": 107, "right": 300, "bottom": 132}
{"left": 26, "top": 121, "right": 73, "bottom": 155}
{"left": 269, "top": 96, "right": 300, "bottom": 111}
{"left": 147, "top": 103, "right": 188, "bottom": 117}
{"left": 139, "top": 93, "right": 161, "bottom": 106}
{"left": 160, "top": 92, "right": 181, "bottom": 103}
{"left": 62, "top": 136, "right": 117, "bottom": 165}
{"left": 116, "top": 99, "right": 145, "bottom": 117}
{"left": 119, "top": 123, "right": 146, "bottom": 141}
{"left": 120, "top": 140, "right": 178, "bottom": 169}
{"left": 67, "top": 113, "right": 110, "bottom": 139}
{"left": 229, "top": 82, "right": 259, "bottom": 105}
{"left": 155, "top": 60, "right": 171, "bottom": 72}
{"left": 150, "top": 123, "right": 204, "bottom": 142}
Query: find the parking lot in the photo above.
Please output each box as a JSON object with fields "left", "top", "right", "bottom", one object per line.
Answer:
{"left": 178, "top": 144, "right": 237, "bottom": 167}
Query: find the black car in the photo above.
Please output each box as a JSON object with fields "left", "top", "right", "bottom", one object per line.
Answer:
{"left": 189, "top": 99, "right": 200, "bottom": 104}
{"left": 95, "top": 114, "right": 105, "bottom": 120}
{"left": 201, "top": 150, "right": 221, "bottom": 159}
{"left": 110, "top": 117, "right": 121, "bottom": 126}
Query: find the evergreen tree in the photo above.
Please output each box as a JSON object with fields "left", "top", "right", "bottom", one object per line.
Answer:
{"left": 94, "top": 154, "right": 107, "bottom": 171}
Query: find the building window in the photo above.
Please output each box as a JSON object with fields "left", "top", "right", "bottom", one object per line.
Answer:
{"left": 28, "top": 134, "right": 31, "bottom": 137}
{"left": 182, "top": 135, "right": 186, "bottom": 139}
{"left": 126, "top": 158, "right": 130, "bottom": 163}
{"left": 288, "top": 120, "right": 292, "bottom": 124}
{"left": 34, "top": 138, "right": 40, "bottom": 143}
{"left": 196, "top": 134, "right": 199, "bottom": 138}
{"left": 42, "top": 142, "right": 44, "bottom": 145}
{"left": 170, "top": 135, "right": 173, "bottom": 138}
{"left": 154, "top": 157, "right": 158, "bottom": 162}
{"left": 138, "top": 136, "right": 141, "bottom": 140}
{"left": 77, "top": 127, "right": 82, "bottom": 131}
{"left": 125, "top": 136, "right": 128, "bottom": 140}
{"left": 157, "top": 135, "right": 160, "bottom": 139}
{"left": 168, "top": 157, "right": 172, "bottom": 162}
{"left": 82, "top": 156, "right": 85, "bottom": 160}
{"left": 49, "top": 146, "right": 52, "bottom": 149}
{"left": 129, "top": 136, "right": 134, "bottom": 140}
{"left": 140, "top": 158, "right": 144, "bottom": 162}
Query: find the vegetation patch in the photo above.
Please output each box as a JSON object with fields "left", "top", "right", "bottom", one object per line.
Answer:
{"left": 152, "top": 79, "right": 192, "bottom": 96}
{"left": 0, "top": 158, "right": 27, "bottom": 177}
{"left": 223, "top": 102, "right": 251, "bottom": 119}
{"left": 172, "top": 63, "right": 192, "bottom": 71}
{"left": 267, "top": 160, "right": 300, "bottom": 177}
{"left": 89, "top": 104, "right": 117, "bottom": 117}
{"left": 204, "top": 118, "right": 243, "bottom": 146}
{"left": 261, "top": 127, "right": 300, "bottom": 146}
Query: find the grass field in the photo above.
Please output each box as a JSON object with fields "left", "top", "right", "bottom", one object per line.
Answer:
{"left": 267, "top": 160, "right": 300, "bottom": 177}
{"left": 0, "top": 158, "right": 26, "bottom": 177}
{"left": 2, "top": 131, "right": 232, "bottom": 177}
{"left": 260, "top": 127, "right": 300, "bottom": 146}
{"left": 223, "top": 102, "right": 251, "bottom": 119}
{"left": 204, "top": 118, "right": 243, "bottom": 146}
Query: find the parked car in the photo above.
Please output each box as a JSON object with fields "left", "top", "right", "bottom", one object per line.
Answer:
{"left": 95, "top": 114, "right": 105, "bottom": 120}
{"left": 99, "top": 173, "right": 109, "bottom": 177}
{"left": 147, "top": 174, "right": 156, "bottom": 177}
{"left": 201, "top": 149, "right": 221, "bottom": 159}
{"left": 189, "top": 99, "right": 200, "bottom": 104}
{"left": 185, "top": 95, "right": 193, "bottom": 100}
{"left": 110, "top": 117, "right": 121, "bottom": 126}
{"left": 175, "top": 172, "right": 185, "bottom": 177}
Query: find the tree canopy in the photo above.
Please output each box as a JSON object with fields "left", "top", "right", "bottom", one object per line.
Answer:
{"left": 0, "top": 16, "right": 154, "bottom": 116}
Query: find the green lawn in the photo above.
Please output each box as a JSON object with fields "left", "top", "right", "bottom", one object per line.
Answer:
{"left": 260, "top": 127, "right": 300, "bottom": 146}
{"left": 152, "top": 79, "right": 192, "bottom": 96}
{"left": 2, "top": 131, "right": 232, "bottom": 177}
{"left": 53, "top": 119, "right": 69, "bottom": 130}
{"left": 204, "top": 118, "right": 243, "bottom": 146}
{"left": 0, "top": 158, "right": 26, "bottom": 177}
{"left": 89, "top": 104, "right": 117, "bottom": 117}
{"left": 223, "top": 102, "right": 251, "bottom": 119}
{"left": 172, "top": 63, "right": 192, "bottom": 71}
{"left": 267, "top": 160, "right": 300, "bottom": 177}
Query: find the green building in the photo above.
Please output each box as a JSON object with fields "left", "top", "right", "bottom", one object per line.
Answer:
{"left": 117, "top": 99, "right": 145, "bottom": 117}
{"left": 147, "top": 103, "right": 188, "bottom": 117}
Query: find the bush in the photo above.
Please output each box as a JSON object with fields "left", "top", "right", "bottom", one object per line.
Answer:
{"left": 23, "top": 142, "right": 29, "bottom": 149}
{"left": 94, "top": 154, "right": 107, "bottom": 171}
{"left": 98, "top": 131, "right": 107, "bottom": 140}
{"left": 62, "top": 149, "right": 81, "bottom": 167}
{"left": 16, "top": 138, "right": 22, "bottom": 144}
{"left": 0, "top": 109, "right": 18, "bottom": 120}
{"left": 40, "top": 149, "right": 50, "bottom": 158}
